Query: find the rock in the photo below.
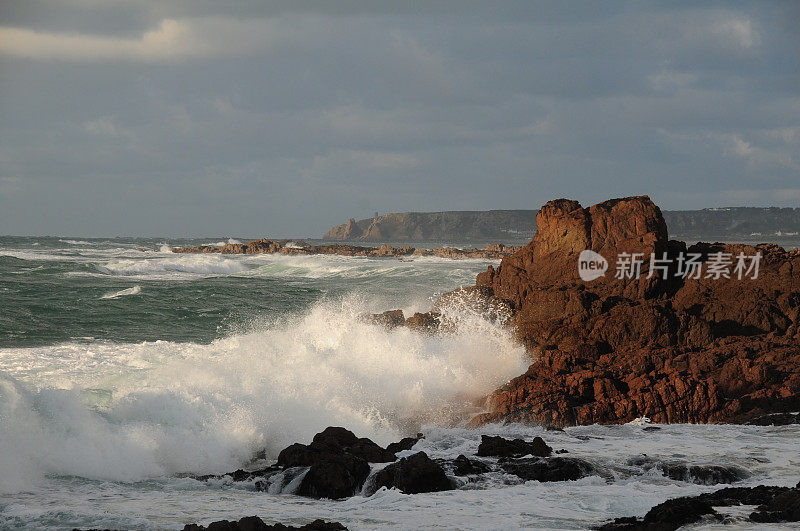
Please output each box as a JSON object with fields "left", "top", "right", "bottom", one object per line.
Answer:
{"left": 275, "top": 427, "right": 393, "bottom": 499}
{"left": 750, "top": 487, "right": 800, "bottom": 523}
{"left": 659, "top": 463, "right": 748, "bottom": 485}
{"left": 404, "top": 312, "right": 441, "bottom": 333}
{"left": 499, "top": 456, "right": 597, "bottom": 482}
{"left": 367, "top": 452, "right": 454, "bottom": 495}
{"left": 296, "top": 459, "right": 370, "bottom": 499}
{"left": 627, "top": 456, "right": 748, "bottom": 485}
{"left": 746, "top": 412, "right": 800, "bottom": 426}
{"left": 463, "top": 196, "right": 800, "bottom": 427}
{"left": 366, "top": 309, "right": 405, "bottom": 329}
{"left": 182, "top": 516, "right": 347, "bottom": 531}
{"left": 597, "top": 485, "right": 798, "bottom": 529}
{"left": 476, "top": 435, "right": 552, "bottom": 458}
{"left": 385, "top": 434, "right": 422, "bottom": 455}
{"left": 452, "top": 454, "right": 490, "bottom": 476}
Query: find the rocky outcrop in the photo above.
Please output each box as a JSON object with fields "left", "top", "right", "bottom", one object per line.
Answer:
{"left": 171, "top": 240, "right": 519, "bottom": 260}
{"left": 366, "top": 452, "right": 454, "bottom": 495}
{"left": 461, "top": 196, "right": 800, "bottom": 427}
{"left": 597, "top": 484, "right": 800, "bottom": 529}
{"left": 476, "top": 435, "right": 552, "bottom": 458}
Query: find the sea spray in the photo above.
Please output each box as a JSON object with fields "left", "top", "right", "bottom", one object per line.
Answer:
{"left": 0, "top": 294, "right": 526, "bottom": 493}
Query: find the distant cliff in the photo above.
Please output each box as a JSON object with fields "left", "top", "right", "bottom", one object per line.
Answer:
{"left": 325, "top": 207, "right": 800, "bottom": 242}
{"left": 324, "top": 210, "right": 538, "bottom": 242}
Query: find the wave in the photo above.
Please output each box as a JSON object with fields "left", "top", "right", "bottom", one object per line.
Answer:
{"left": 59, "top": 239, "right": 93, "bottom": 245}
{"left": 95, "top": 255, "right": 250, "bottom": 278}
{"left": 0, "top": 295, "right": 526, "bottom": 494}
{"left": 100, "top": 286, "right": 142, "bottom": 299}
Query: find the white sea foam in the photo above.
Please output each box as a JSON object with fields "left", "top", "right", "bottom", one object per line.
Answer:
{"left": 95, "top": 255, "right": 250, "bottom": 279}
{"left": 100, "top": 285, "right": 142, "bottom": 299}
{"left": 0, "top": 295, "right": 527, "bottom": 495}
{"left": 59, "top": 239, "right": 94, "bottom": 245}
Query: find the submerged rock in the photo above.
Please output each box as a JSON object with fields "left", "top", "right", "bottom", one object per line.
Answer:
{"left": 597, "top": 485, "right": 799, "bottom": 529}
{"left": 367, "top": 452, "right": 454, "bottom": 495}
{"left": 627, "top": 456, "right": 748, "bottom": 485}
{"left": 476, "top": 435, "right": 552, "bottom": 458}
{"left": 452, "top": 454, "right": 491, "bottom": 476}
{"left": 500, "top": 456, "right": 597, "bottom": 482}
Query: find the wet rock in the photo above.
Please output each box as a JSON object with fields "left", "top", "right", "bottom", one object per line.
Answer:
{"left": 500, "top": 456, "right": 597, "bottom": 482}
{"left": 182, "top": 516, "right": 347, "bottom": 530}
{"left": 746, "top": 412, "right": 800, "bottom": 426}
{"left": 750, "top": 487, "right": 800, "bottom": 523}
{"left": 452, "top": 454, "right": 490, "bottom": 476}
{"left": 404, "top": 312, "right": 441, "bottom": 333}
{"left": 367, "top": 452, "right": 454, "bottom": 495}
{"left": 627, "top": 456, "right": 748, "bottom": 485}
{"left": 366, "top": 309, "right": 405, "bottom": 329}
{"left": 476, "top": 435, "right": 552, "bottom": 458}
{"left": 385, "top": 434, "right": 422, "bottom": 455}
{"left": 275, "top": 427, "right": 391, "bottom": 499}
{"left": 642, "top": 426, "right": 661, "bottom": 432}
{"left": 660, "top": 463, "right": 748, "bottom": 485}
{"left": 597, "top": 485, "right": 798, "bottom": 529}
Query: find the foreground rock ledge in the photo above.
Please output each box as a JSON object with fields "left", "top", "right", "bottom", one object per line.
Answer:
{"left": 440, "top": 195, "right": 800, "bottom": 427}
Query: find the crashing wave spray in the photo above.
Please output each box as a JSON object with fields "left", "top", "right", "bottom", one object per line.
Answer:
{"left": 0, "top": 294, "right": 526, "bottom": 493}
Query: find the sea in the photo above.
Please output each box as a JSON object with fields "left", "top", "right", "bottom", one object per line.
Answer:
{"left": 0, "top": 235, "right": 798, "bottom": 530}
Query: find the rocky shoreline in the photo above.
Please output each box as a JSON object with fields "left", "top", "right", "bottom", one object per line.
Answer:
{"left": 375, "top": 195, "right": 799, "bottom": 427}
{"left": 173, "top": 425, "right": 799, "bottom": 530}
{"left": 168, "top": 240, "right": 520, "bottom": 260}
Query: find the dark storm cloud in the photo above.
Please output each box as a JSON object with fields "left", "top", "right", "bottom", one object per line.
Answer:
{"left": 0, "top": 1, "right": 798, "bottom": 236}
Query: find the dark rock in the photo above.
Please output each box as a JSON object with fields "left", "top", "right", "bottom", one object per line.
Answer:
{"left": 750, "top": 488, "right": 800, "bottom": 523}
{"left": 367, "top": 452, "right": 454, "bottom": 495}
{"left": 660, "top": 463, "right": 748, "bottom": 485}
{"left": 597, "top": 497, "right": 716, "bottom": 530}
{"left": 452, "top": 454, "right": 490, "bottom": 476}
{"left": 296, "top": 458, "right": 370, "bottom": 499}
{"left": 596, "top": 485, "right": 798, "bottom": 529}
{"left": 385, "top": 434, "right": 422, "bottom": 455}
{"left": 746, "top": 412, "right": 800, "bottom": 426}
{"left": 182, "top": 516, "right": 347, "bottom": 531}
{"left": 500, "top": 456, "right": 597, "bottom": 482}
{"left": 642, "top": 426, "right": 661, "bottom": 432}
{"left": 476, "top": 435, "right": 552, "bottom": 458}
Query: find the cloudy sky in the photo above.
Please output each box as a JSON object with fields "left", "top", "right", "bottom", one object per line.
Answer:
{"left": 0, "top": 1, "right": 798, "bottom": 237}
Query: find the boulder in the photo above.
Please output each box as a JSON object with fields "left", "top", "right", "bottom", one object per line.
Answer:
{"left": 499, "top": 457, "right": 597, "bottom": 482}
{"left": 452, "top": 454, "right": 490, "bottom": 476}
{"left": 385, "top": 434, "right": 422, "bottom": 455}
{"left": 476, "top": 435, "right": 552, "bottom": 458}
{"left": 367, "top": 452, "right": 454, "bottom": 495}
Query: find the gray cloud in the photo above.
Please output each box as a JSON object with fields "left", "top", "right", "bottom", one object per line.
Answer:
{"left": 0, "top": 1, "right": 798, "bottom": 237}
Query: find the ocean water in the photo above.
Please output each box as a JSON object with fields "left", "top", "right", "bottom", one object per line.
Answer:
{"left": 0, "top": 236, "right": 798, "bottom": 530}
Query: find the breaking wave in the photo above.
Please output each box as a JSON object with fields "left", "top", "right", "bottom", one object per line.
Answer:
{"left": 100, "top": 285, "right": 142, "bottom": 299}
{"left": 0, "top": 295, "right": 527, "bottom": 494}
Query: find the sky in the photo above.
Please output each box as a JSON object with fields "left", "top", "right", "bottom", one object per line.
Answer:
{"left": 0, "top": 1, "right": 798, "bottom": 237}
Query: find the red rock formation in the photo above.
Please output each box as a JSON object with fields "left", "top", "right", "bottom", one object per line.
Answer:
{"left": 467, "top": 196, "right": 800, "bottom": 427}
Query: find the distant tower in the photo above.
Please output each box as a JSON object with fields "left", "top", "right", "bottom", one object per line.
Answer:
{"left": 374, "top": 211, "right": 379, "bottom": 221}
